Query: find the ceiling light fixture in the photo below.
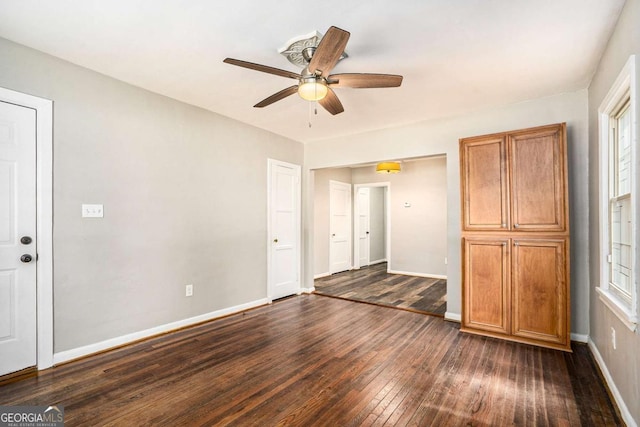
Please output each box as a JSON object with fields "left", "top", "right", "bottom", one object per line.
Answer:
{"left": 376, "top": 162, "right": 401, "bottom": 174}
{"left": 298, "top": 76, "right": 328, "bottom": 101}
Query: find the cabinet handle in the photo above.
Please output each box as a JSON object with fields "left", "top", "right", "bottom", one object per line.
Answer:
{"left": 514, "top": 223, "right": 519, "bottom": 228}
{"left": 514, "top": 242, "right": 519, "bottom": 246}
{"left": 501, "top": 223, "right": 506, "bottom": 228}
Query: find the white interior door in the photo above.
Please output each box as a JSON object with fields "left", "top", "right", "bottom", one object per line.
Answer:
{"left": 268, "top": 159, "right": 301, "bottom": 300}
{"left": 357, "top": 187, "right": 370, "bottom": 268}
{"left": 0, "top": 101, "right": 37, "bottom": 376}
{"left": 329, "top": 180, "right": 351, "bottom": 274}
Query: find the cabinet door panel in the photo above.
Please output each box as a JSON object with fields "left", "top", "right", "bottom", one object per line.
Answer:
{"left": 463, "top": 238, "right": 510, "bottom": 334}
{"left": 512, "top": 239, "right": 567, "bottom": 345}
{"left": 460, "top": 136, "right": 509, "bottom": 231}
{"left": 509, "top": 125, "right": 566, "bottom": 231}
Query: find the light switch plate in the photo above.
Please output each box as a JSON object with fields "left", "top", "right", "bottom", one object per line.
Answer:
{"left": 82, "top": 204, "right": 104, "bottom": 218}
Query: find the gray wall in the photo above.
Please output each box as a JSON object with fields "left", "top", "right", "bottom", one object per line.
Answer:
{"left": 351, "top": 157, "right": 447, "bottom": 276}
{"left": 369, "top": 187, "right": 386, "bottom": 263}
{"left": 0, "top": 37, "right": 303, "bottom": 352}
{"left": 304, "top": 90, "right": 589, "bottom": 325}
{"left": 312, "top": 167, "right": 352, "bottom": 276}
{"left": 587, "top": 0, "right": 640, "bottom": 422}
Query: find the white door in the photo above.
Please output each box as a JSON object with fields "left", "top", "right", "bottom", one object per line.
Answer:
{"left": 357, "top": 187, "right": 370, "bottom": 268}
{"left": 0, "top": 101, "right": 37, "bottom": 376}
{"left": 329, "top": 180, "right": 351, "bottom": 274}
{"left": 268, "top": 159, "right": 301, "bottom": 300}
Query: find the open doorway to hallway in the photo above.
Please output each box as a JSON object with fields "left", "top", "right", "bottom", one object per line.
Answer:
{"left": 312, "top": 155, "right": 447, "bottom": 316}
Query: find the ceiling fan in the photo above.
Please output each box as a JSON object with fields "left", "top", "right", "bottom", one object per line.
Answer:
{"left": 223, "top": 26, "right": 403, "bottom": 115}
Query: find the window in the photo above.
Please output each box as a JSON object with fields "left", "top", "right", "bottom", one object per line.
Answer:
{"left": 597, "top": 55, "right": 638, "bottom": 331}
{"left": 609, "top": 99, "right": 632, "bottom": 304}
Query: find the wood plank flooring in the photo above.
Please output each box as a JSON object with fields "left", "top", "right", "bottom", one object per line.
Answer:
{"left": 314, "top": 263, "right": 446, "bottom": 316}
{"left": 0, "top": 295, "right": 620, "bottom": 426}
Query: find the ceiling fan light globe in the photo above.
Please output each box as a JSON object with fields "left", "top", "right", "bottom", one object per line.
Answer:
{"left": 298, "top": 81, "right": 328, "bottom": 101}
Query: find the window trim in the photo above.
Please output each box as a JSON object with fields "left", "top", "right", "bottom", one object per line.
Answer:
{"left": 598, "top": 55, "right": 638, "bottom": 332}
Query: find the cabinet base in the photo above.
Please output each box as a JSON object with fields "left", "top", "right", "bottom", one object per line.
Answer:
{"left": 460, "top": 327, "right": 572, "bottom": 352}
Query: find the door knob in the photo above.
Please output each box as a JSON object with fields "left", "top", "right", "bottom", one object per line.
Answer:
{"left": 273, "top": 238, "right": 278, "bottom": 243}
{"left": 366, "top": 231, "right": 370, "bottom": 234}
{"left": 20, "top": 254, "right": 33, "bottom": 263}
{"left": 20, "top": 236, "right": 33, "bottom": 244}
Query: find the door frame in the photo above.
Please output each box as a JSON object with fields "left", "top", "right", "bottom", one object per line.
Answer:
{"left": 267, "top": 158, "right": 301, "bottom": 301}
{"left": 353, "top": 182, "right": 391, "bottom": 270}
{"left": 0, "top": 87, "right": 53, "bottom": 370}
{"left": 329, "top": 180, "right": 352, "bottom": 274}
{"left": 355, "top": 187, "right": 371, "bottom": 268}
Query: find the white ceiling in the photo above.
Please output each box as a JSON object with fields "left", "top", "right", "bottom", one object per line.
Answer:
{"left": 0, "top": 0, "right": 626, "bottom": 143}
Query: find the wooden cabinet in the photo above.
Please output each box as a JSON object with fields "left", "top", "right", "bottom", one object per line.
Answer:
{"left": 460, "top": 123, "right": 571, "bottom": 352}
{"left": 460, "top": 123, "right": 567, "bottom": 232}
{"left": 509, "top": 126, "right": 567, "bottom": 232}
{"left": 463, "top": 237, "right": 510, "bottom": 334}
{"left": 460, "top": 135, "right": 509, "bottom": 231}
{"left": 511, "top": 238, "right": 568, "bottom": 345}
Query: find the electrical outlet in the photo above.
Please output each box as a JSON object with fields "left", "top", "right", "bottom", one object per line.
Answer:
{"left": 185, "top": 284, "right": 193, "bottom": 297}
{"left": 611, "top": 327, "right": 616, "bottom": 350}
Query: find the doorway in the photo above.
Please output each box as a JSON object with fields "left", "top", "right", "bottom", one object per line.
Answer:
{"left": 353, "top": 183, "right": 390, "bottom": 270}
{"left": 267, "top": 159, "right": 301, "bottom": 300}
{"left": 312, "top": 157, "right": 448, "bottom": 316}
{"left": 329, "top": 180, "right": 352, "bottom": 274}
{"left": 0, "top": 87, "right": 53, "bottom": 375}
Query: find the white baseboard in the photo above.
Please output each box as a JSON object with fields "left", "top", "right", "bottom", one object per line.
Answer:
{"left": 445, "top": 312, "right": 461, "bottom": 322}
{"left": 588, "top": 338, "right": 637, "bottom": 427}
{"left": 314, "top": 272, "right": 331, "bottom": 279}
{"left": 570, "top": 333, "right": 589, "bottom": 343}
{"left": 369, "top": 259, "right": 387, "bottom": 265}
{"left": 53, "top": 298, "right": 269, "bottom": 365}
{"left": 300, "top": 287, "right": 315, "bottom": 294}
{"left": 387, "top": 269, "right": 447, "bottom": 280}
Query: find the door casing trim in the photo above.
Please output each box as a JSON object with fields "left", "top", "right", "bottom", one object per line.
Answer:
{"left": 353, "top": 182, "right": 391, "bottom": 271}
{"left": 0, "top": 86, "right": 53, "bottom": 370}
{"left": 329, "top": 180, "right": 352, "bottom": 274}
{"left": 267, "top": 158, "right": 302, "bottom": 301}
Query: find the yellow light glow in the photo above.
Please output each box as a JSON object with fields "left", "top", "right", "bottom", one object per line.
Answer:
{"left": 298, "top": 81, "right": 328, "bottom": 101}
{"left": 376, "top": 162, "right": 401, "bottom": 174}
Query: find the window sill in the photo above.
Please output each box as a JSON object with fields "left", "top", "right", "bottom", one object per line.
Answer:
{"left": 596, "top": 287, "right": 638, "bottom": 332}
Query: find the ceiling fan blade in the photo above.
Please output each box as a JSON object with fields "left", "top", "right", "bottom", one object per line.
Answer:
{"left": 308, "top": 26, "right": 350, "bottom": 76}
{"left": 328, "top": 73, "right": 403, "bottom": 88}
{"left": 223, "top": 58, "right": 300, "bottom": 80}
{"left": 254, "top": 86, "right": 299, "bottom": 108}
{"left": 318, "top": 88, "right": 344, "bottom": 115}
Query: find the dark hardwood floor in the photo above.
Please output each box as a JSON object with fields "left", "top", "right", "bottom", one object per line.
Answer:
{"left": 0, "top": 295, "right": 620, "bottom": 426}
{"left": 314, "top": 263, "right": 447, "bottom": 316}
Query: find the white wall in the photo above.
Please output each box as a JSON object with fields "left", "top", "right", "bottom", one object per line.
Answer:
{"left": 304, "top": 90, "right": 589, "bottom": 327}
{"left": 587, "top": 0, "right": 640, "bottom": 423}
{"left": 0, "top": 37, "right": 303, "bottom": 353}
{"left": 351, "top": 157, "right": 447, "bottom": 276}
{"left": 369, "top": 187, "right": 386, "bottom": 263}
